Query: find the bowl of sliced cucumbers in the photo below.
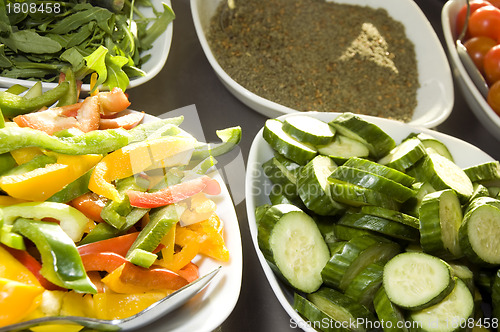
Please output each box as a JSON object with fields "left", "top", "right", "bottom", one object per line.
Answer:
{"left": 246, "top": 112, "right": 500, "bottom": 331}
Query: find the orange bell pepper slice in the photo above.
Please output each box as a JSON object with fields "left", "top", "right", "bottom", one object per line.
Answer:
{"left": 0, "top": 278, "right": 44, "bottom": 327}
{"left": 89, "top": 136, "right": 196, "bottom": 202}
{"left": 94, "top": 292, "right": 172, "bottom": 320}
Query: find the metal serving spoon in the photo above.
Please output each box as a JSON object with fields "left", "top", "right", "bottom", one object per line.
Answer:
{"left": 0, "top": 267, "right": 221, "bottom": 332}
{"left": 456, "top": 0, "right": 490, "bottom": 98}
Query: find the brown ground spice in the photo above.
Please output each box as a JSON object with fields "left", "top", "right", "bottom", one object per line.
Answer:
{"left": 208, "top": 0, "right": 420, "bottom": 122}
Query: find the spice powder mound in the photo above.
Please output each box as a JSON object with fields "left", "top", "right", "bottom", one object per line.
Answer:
{"left": 208, "top": 0, "right": 420, "bottom": 122}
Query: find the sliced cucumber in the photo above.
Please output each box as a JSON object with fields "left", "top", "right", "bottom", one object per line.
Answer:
{"left": 344, "top": 262, "right": 384, "bottom": 310}
{"left": 373, "top": 287, "right": 409, "bottom": 332}
{"left": 449, "top": 263, "right": 475, "bottom": 294}
{"left": 408, "top": 132, "right": 454, "bottom": 162}
{"left": 334, "top": 224, "right": 377, "bottom": 241}
{"left": 328, "top": 179, "right": 399, "bottom": 210}
{"left": 360, "top": 206, "right": 419, "bottom": 229}
{"left": 409, "top": 279, "right": 474, "bottom": 332}
{"left": 269, "top": 185, "right": 305, "bottom": 209}
{"left": 293, "top": 293, "right": 349, "bottom": 332}
{"left": 463, "top": 161, "right": 500, "bottom": 186}
{"left": 466, "top": 183, "right": 491, "bottom": 208}
{"left": 283, "top": 115, "right": 335, "bottom": 145}
{"left": 464, "top": 196, "right": 500, "bottom": 215}
{"left": 329, "top": 166, "right": 415, "bottom": 203}
{"left": 257, "top": 204, "right": 330, "bottom": 293}
{"left": 459, "top": 203, "right": 500, "bottom": 266}
{"left": 317, "top": 134, "right": 370, "bottom": 164}
{"left": 378, "top": 137, "right": 426, "bottom": 172}
{"left": 262, "top": 154, "right": 301, "bottom": 187}
{"left": 419, "top": 190, "right": 464, "bottom": 260}
{"left": 383, "top": 252, "right": 455, "bottom": 310}
{"left": 419, "top": 150, "right": 474, "bottom": 203}
{"left": 263, "top": 119, "right": 317, "bottom": 165}
{"left": 343, "top": 157, "right": 415, "bottom": 188}
{"left": 329, "top": 113, "right": 396, "bottom": 158}
{"left": 297, "top": 155, "right": 345, "bottom": 215}
{"left": 308, "top": 287, "right": 377, "bottom": 332}
{"left": 337, "top": 213, "right": 419, "bottom": 242}
{"left": 321, "top": 235, "right": 400, "bottom": 291}
{"left": 401, "top": 181, "right": 436, "bottom": 218}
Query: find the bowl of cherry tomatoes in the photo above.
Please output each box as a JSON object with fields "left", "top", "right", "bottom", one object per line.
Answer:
{"left": 442, "top": 0, "right": 500, "bottom": 140}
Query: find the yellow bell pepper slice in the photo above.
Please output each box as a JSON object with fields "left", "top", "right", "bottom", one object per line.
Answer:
{"left": 101, "top": 264, "right": 154, "bottom": 294}
{"left": 10, "top": 147, "right": 43, "bottom": 165}
{"left": 0, "top": 154, "right": 102, "bottom": 201}
{"left": 89, "top": 136, "right": 196, "bottom": 201}
{"left": 94, "top": 292, "right": 172, "bottom": 320}
{"left": 0, "top": 195, "right": 28, "bottom": 206}
{"left": 0, "top": 278, "right": 44, "bottom": 327}
{"left": 0, "top": 245, "right": 41, "bottom": 286}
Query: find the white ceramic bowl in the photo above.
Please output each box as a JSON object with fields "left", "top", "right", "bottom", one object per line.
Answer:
{"left": 245, "top": 112, "right": 494, "bottom": 331}
{"left": 0, "top": 0, "right": 173, "bottom": 92}
{"left": 442, "top": 0, "right": 500, "bottom": 140}
{"left": 192, "top": 0, "right": 454, "bottom": 128}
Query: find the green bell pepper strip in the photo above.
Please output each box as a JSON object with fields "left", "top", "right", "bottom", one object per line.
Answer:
{"left": 57, "top": 68, "right": 78, "bottom": 107}
{"left": 12, "top": 218, "right": 97, "bottom": 293}
{"left": 0, "top": 126, "right": 131, "bottom": 155}
{"left": 79, "top": 222, "right": 119, "bottom": 245}
{"left": 1, "top": 154, "right": 56, "bottom": 177}
{"left": 23, "top": 82, "right": 43, "bottom": 99}
{"left": 0, "top": 106, "right": 4, "bottom": 129}
{"left": 47, "top": 168, "right": 93, "bottom": 203}
{"left": 2, "top": 202, "right": 90, "bottom": 242}
{"left": 101, "top": 176, "right": 149, "bottom": 229}
{"left": 0, "top": 224, "right": 26, "bottom": 250}
{"left": 192, "top": 126, "right": 242, "bottom": 159}
{"left": 127, "top": 116, "right": 184, "bottom": 143}
{"left": 0, "top": 82, "right": 69, "bottom": 118}
{"left": 0, "top": 153, "right": 17, "bottom": 176}
{"left": 5, "top": 84, "right": 29, "bottom": 95}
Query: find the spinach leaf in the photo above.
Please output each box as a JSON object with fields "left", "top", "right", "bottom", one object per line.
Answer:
{"left": 1, "top": 30, "right": 62, "bottom": 54}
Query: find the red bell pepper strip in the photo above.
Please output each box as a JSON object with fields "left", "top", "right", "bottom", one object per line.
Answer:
{"left": 119, "top": 261, "right": 189, "bottom": 290}
{"left": 81, "top": 252, "right": 128, "bottom": 273}
{"left": 3, "top": 245, "right": 64, "bottom": 291}
{"left": 127, "top": 176, "right": 221, "bottom": 209}
{"left": 176, "top": 262, "right": 199, "bottom": 283}
{"left": 70, "top": 192, "right": 108, "bottom": 223}
{"left": 78, "top": 232, "right": 140, "bottom": 257}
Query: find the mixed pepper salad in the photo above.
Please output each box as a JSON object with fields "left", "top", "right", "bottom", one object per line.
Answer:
{"left": 0, "top": 75, "right": 241, "bottom": 328}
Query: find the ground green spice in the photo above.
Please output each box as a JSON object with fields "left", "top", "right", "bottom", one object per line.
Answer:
{"left": 208, "top": 0, "right": 420, "bottom": 122}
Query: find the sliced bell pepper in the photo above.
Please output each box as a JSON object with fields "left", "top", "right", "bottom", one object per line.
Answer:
{"left": 12, "top": 218, "right": 97, "bottom": 294}
{"left": 0, "top": 152, "right": 17, "bottom": 176}
{"left": 176, "top": 262, "right": 199, "bottom": 283}
{"left": 9, "top": 147, "right": 43, "bottom": 165}
{"left": 0, "top": 277, "right": 44, "bottom": 327}
{"left": 191, "top": 126, "right": 242, "bottom": 159}
{"left": 157, "top": 239, "right": 201, "bottom": 272}
{"left": 3, "top": 246, "right": 64, "bottom": 291}
{"left": 127, "top": 175, "right": 221, "bottom": 209}
{"left": 0, "top": 195, "right": 27, "bottom": 206}
{"left": 77, "top": 232, "right": 139, "bottom": 257}
{"left": 0, "top": 245, "right": 40, "bottom": 286}
{"left": 101, "top": 261, "right": 188, "bottom": 294}
{"left": 81, "top": 252, "right": 128, "bottom": 273}
{"left": 70, "top": 192, "right": 107, "bottom": 223}
{"left": 93, "top": 291, "right": 171, "bottom": 320}
{"left": 188, "top": 214, "right": 229, "bottom": 262}
{"left": 47, "top": 168, "right": 93, "bottom": 203}
{"left": 89, "top": 136, "right": 196, "bottom": 201}
{"left": 2, "top": 202, "right": 91, "bottom": 242}
{"left": 2, "top": 154, "right": 56, "bottom": 177}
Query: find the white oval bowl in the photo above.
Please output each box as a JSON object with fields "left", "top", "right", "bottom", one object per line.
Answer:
{"left": 192, "top": 0, "right": 454, "bottom": 128}
{"left": 245, "top": 112, "right": 494, "bottom": 332}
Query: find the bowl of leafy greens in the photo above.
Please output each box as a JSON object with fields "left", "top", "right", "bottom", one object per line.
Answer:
{"left": 0, "top": 0, "right": 174, "bottom": 92}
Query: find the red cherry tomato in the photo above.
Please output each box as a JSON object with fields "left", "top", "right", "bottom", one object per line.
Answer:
{"left": 484, "top": 44, "right": 500, "bottom": 85}
{"left": 487, "top": 80, "right": 500, "bottom": 115}
{"left": 464, "top": 36, "right": 498, "bottom": 73}
{"left": 456, "top": 1, "right": 490, "bottom": 38}
{"left": 468, "top": 6, "right": 500, "bottom": 42}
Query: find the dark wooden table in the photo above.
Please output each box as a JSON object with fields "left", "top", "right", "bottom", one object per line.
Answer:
{"left": 127, "top": 1, "right": 500, "bottom": 330}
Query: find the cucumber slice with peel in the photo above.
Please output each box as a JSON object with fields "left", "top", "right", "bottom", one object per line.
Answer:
{"left": 383, "top": 252, "right": 455, "bottom": 310}
{"left": 360, "top": 206, "right": 419, "bottom": 229}
{"left": 283, "top": 115, "right": 335, "bottom": 145}
{"left": 378, "top": 137, "right": 426, "bottom": 172}
{"left": 321, "top": 235, "right": 400, "bottom": 291}
{"left": 297, "top": 155, "right": 345, "bottom": 215}
{"left": 407, "top": 132, "right": 454, "bottom": 161}
{"left": 293, "top": 293, "right": 348, "bottom": 332}
{"left": 409, "top": 279, "right": 474, "bottom": 332}
{"left": 373, "top": 287, "right": 409, "bottom": 332}
{"left": 329, "top": 113, "right": 396, "bottom": 158}
{"left": 328, "top": 179, "right": 399, "bottom": 210}
{"left": 419, "top": 190, "right": 464, "bottom": 260}
{"left": 459, "top": 204, "right": 500, "bottom": 266}
{"left": 344, "top": 262, "right": 384, "bottom": 310}
{"left": 257, "top": 204, "right": 330, "bottom": 293}
{"left": 343, "top": 157, "right": 415, "bottom": 187}
{"left": 308, "top": 287, "right": 377, "bottom": 332}
{"left": 463, "top": 161, "right": 500, "bottom": 186}
{"left": 329, "top": 166, "right": 415, "bottom": 203}
{"left": 263, "top": 119, "right": 317, "bottom": 165}
{"left": 317, "top": 134, "right": 370, "bottom": 164}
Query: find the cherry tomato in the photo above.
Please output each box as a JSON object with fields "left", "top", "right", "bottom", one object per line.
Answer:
{"left": 468, "top": 6, "right": 500, "bottom": 42}
{"left": 487, "top": 80, "right": 500, "bottom": 115}
{"left": 484, "top": 44, "right": 500, "bottom": 85}
{"left": 464, "top": 36, "right": 497, "bottom": 73}
{"left": 456, "top": 1, "right": 490, "bottom": 38}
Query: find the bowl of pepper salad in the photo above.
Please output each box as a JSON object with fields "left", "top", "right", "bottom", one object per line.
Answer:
{"left": 0, "top": 84, "right": 243, "bottom": 331}
{"left": 192, "top": 0, "right": 454, "bottom": 128}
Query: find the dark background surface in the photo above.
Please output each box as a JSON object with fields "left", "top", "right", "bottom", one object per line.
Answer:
{"left": 127, "top": 0, "right": 499, "bottom": 331}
